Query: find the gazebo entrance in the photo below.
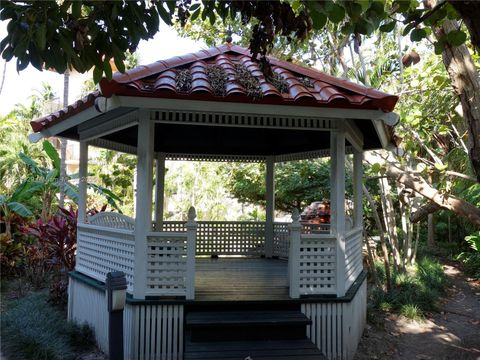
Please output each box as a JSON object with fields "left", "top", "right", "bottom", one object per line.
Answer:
{"left": 30, "top": 44, "right": 398, "bottom": 360}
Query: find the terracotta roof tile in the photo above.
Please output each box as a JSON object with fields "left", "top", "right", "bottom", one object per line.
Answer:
{"left": 31, "top": 44, "right": 398, "bottom": 133}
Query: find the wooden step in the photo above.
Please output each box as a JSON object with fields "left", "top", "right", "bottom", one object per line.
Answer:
{"left": 187, "top": 311, "right": 311, "bottom": 327}
{"left": 186, "top": 310, "right": 310, "bottom": 342}
{"left": 185, "top": 339, "right": 326, "bottom": 359}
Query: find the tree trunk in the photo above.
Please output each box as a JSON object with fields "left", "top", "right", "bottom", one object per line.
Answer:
{"left": 427, "top": 213, "right": 435, "bottom": 248}
{"left": 379, "top": 177, "right": 403, "bottom": 271}
{"left": 410, "top": 201, "right": 441, "bottom": 223}
{"left": 432, "top": 17, "right": 480, "bottom": 181}
{"left": 449, "top": 1, "right": 480, "bottom": 53}
{"left": 366, "top": 152, "right": 480, "bottom": 227}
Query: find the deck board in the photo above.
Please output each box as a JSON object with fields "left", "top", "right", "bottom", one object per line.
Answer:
{"left": 195, "top": 258, "right": 289, "bottom": 301}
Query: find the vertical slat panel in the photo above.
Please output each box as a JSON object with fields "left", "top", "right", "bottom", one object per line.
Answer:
{"left": 167, "top": 305, "right": 173, "bottom": 360}
{"left": 145, "top": 305, "right": 151, "bottom": 359}
{"left": 155, "top": 305, "right": 161, "bottom": 360}
{"left": 139, "top": 305, "right": 145, "bottom": 360}
{"left": 330, "top": 304, "right": 337, "bottom": 359}
{"left": 179, "top": 306, "right": 184, "bottom": 360}
{"left": 173, "top": 306, "right": 178, "bottom": 359}
{"left": 161, "top": 305, "right": 167, "bottom": 360}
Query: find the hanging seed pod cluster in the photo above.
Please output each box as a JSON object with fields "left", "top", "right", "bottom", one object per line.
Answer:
{"left": 267, "top": 72, "right": 289, "bottom": 93}
{"left": 299, "top": 77, "right": 315, "bottom": 88}
{"left": 175, "top": 69, "right": 192, "bottom": 92}
{"left": 207, "top": 65, "right": 227, "bottom": 96}
{"left": 234, "top": 64, "right": 263, "bottom": 99}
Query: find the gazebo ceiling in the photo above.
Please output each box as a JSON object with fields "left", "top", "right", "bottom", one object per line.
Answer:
{"left": 30, "top": 44, "right": 399, "bottom": 155}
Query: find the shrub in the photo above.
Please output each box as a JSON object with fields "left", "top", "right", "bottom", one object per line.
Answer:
{"left": 1, "top": 292, "right": 96, "bottom": 360}
{"left": 369, "top": 256, "right": 448, "bottom": 319}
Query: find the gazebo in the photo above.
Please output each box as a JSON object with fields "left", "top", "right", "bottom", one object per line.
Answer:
{"left": 30, "top": 44, "right": 398, "bottom": 360}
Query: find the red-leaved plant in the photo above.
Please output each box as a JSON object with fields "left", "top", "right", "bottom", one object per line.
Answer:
{"left": 22, "top": 206, "right": 77, "bottom": 272}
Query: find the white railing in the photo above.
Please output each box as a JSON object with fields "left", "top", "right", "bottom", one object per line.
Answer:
{"left": 146, "top": 208, "right": 197, "bottom": 299}
{"left": 345, "top": 226, "right": 363, "bottom": 291}
{"left": 158, "top": 221, "right": 266, "bottom": 256}
{"left": 273, "top": 222, "right": 289, "bottom": 258}
{"left": 89, "top": 212, "right": 135, "bottom": 230}
{"left": 76, "top": 223, "right": 135, "bottom": 291}
{"left": 289, "top": 212, "right": 337, "bottom": 297}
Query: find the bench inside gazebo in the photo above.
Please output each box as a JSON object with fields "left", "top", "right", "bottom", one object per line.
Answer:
{"left": 30, "top": 44, "right": 398, "bottom": 360}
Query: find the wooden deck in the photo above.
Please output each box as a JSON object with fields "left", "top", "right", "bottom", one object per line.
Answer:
{"left": 195, "top": 258, "right": 289, "bottom": 301}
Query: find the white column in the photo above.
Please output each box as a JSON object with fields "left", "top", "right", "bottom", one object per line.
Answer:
{"left": 330, "top": 131, "right": 346, "bottom": 297}
{"left": 353, "top": 150, "right": 363, "bottom": 228}
{"left": 265, "top": 156, "right": 275, "bottom": 258}
{"left": 154, "top": 152, "right": 166, "bottom": 230}
{"left": 78, "top": 141, "right": 88, "bottom": 224}
{"left": 133, "top": 110, "right": 154, "bottom": 299}
{"left": 289, "top": 209, "right": 301, "bottom": 299}
{"left": 185, "top": 206, "right": 197, "bottom": 300}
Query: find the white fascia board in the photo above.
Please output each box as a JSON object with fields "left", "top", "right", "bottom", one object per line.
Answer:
{"left": 27, "top": 95, "right": 123, "bottom": 142}
{"left": 116, "top": 96, "right": 390, "bottom": 120}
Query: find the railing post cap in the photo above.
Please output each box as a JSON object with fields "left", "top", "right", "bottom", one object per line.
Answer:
{"left": 292, "top": 209, "right": 300, "bottom": 222}
{"left": 187, "top": 206, "right": 197, "bottom": 221}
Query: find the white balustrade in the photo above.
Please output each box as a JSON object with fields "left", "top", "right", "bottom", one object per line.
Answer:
{"left": 345, "top": 227, "right": 363, "bottom": 291}
{"left": 76, "top": 223, "right": 135, "bottom": 291}
{"left": 289, "top": 210, "right": 337, "bottom": 297}
{"left": 273, "top": 222, "right": 289, "bottom": 258}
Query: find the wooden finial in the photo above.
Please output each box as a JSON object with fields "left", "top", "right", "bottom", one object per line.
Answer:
{"left": 292, "top": 208, "right": 300, "bottom": 222}
{"left": 187, "top": 206, "right": 197, "bottom": 221}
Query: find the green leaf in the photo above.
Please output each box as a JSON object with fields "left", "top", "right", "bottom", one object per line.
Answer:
{"left": 434, "top": 40, "right": 444, "bottom": 55}
{"left": 402, "top": 22, "right": 415, "bottom": 36}
{"left": 355, "top": 18, "right": 374, "bottom": 35}
{"left": 328, "top": 3, "right": 345, "bottom": 23}
{"left": 410, "top": 28, "right": 427, "bottom": 42}
{"left": 7, "top": 201, "right": 32, "bottom": 217}
{"left": 63, "top": 181, "right": 79, "bottom": 201}
{"left": 157, "top": 3, "right": 173, "bottom": 25}
{"left": 0, "top": 195, "right": 6, "bottom": 205}
{"left": 309, "top": 9, "right": 327, "bottom": 29}
{"left": 446, "top": 30, "right": 467, "bottom": 47}
{"left": 71, "top": 1, "right": 82, "bottom": 18}
{"left": 371, "top": 163, "right": 382, "bottom": 173}
{"left": 434, "top": 163, "right": 447, "bottom": 172}
{"left": 379, "top": 21, "right": 396, "bottom": 33}
{"left": 103, "top": 58, "right": 112, "bottom": 80}
{"left": 93, "top": 65, "right": 103, "bottom": 84}
{"left": 43, "top": 140, "right": 61, "bottom": 171}
{"left": 190, "top": 7, "right": 201, "bottom": 21}
{"left": 35, "top": 23, "right": 47, "bottom": 51}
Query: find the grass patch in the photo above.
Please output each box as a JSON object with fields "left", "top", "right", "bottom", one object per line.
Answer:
{"left": 1, "top": 291, "right": 96, "bottom": 360}
{"left": 369, "top": 257, "right": 448, "bottom": 320}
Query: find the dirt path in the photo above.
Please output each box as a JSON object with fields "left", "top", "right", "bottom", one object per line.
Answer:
{"left": 355, "top": 263, "right": 480, "bottom": 360}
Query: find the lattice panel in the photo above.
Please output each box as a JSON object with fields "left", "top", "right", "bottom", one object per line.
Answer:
{"left": 76, "top": 224, "right": 135, "bottom": 291}
{"left": 273, "top": 222, "right": 290, "bottom": 258}
{"left": 345, "top": 227, "right": 363, "bottom": 291}
{"left": 159, "top": 221, "right": 265, "bottom": 256}
{"left": 161, "top": 221, "right": 187, "bottom": 233}
{"left": 88, "top": 212, "right": 135, "bottom": 230}
{"left": 298, "top": 236, "right": 336, "bottom": 295}
{"left": 146, "top": 233, "right": 188, "bottom": 296}
{"left": 196, "top": 221, "right": 265, "bottom": 256}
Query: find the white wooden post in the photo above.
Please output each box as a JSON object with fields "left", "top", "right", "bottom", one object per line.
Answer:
{"left": 265, "top": 156, "right": 275, "bottom": 258}
{"left": 331, "top": 131, "right": 346, "bottom": 297}
{"left": 185, "top": 206, "right": 197, "bottom": 300}
{"left": 289, "top": 209, "right": 301, "bottom": 299}
{"left": 133, "top": 110, "right": 154, "bottom": 299}
{"left": 78, "top": 141, "right": 88, "bottom": 224}
{"left": 154, "top": 152, "right": 166, "bottom": 230}
{"left": 353, "top": 150, "right": 363, "bottom": 228}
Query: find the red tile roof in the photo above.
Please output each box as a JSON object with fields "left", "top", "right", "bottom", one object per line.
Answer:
{"left": 31, "top": 44, "right": 398, "bottom": 133}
